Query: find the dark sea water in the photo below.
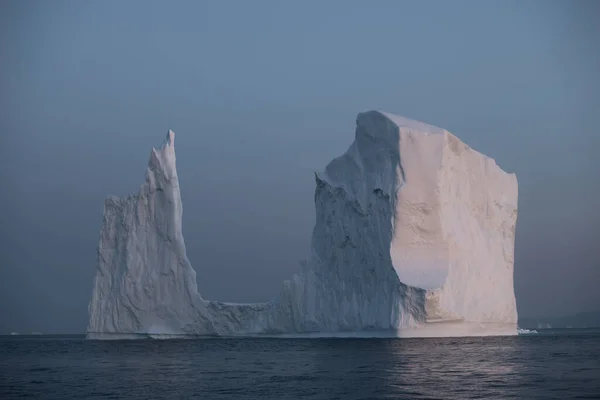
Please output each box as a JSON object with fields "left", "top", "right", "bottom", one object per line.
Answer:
{"left": 1, "top": 329, "right": 599, "bottom": 400}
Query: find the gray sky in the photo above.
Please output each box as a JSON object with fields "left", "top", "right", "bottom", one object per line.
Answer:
{"left": 1, "top": 0, "right": 598, "bottom": 333}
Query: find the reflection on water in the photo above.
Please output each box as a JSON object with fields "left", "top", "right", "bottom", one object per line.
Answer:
{"left": 313, "top": 337, "right": 525, "bottom": 399}
{"left": 2, "top": 331, "right": 600, "bottom": 399}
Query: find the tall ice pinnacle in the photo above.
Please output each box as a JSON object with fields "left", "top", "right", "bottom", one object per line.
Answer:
{"left": 87, "top": 112, "right": 519, "bottom": 339}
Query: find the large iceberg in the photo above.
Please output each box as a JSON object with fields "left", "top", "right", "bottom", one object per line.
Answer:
{"left": 87, "top": 111, "right": 519, "bottom": 339}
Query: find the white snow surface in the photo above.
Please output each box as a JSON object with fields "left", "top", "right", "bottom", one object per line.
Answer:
{"left": 87, "top": 111, "right": 519, "bottom": 339}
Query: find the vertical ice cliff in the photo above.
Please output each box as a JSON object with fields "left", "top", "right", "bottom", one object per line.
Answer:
{"left": 87, "top": 111, "right": 519, "bottom": 339}
{"left": 88, "top": 131, "right": 210, "bottom": 335}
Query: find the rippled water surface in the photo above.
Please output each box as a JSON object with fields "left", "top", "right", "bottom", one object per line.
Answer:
{"left": 2, "top": 329, "right": 599, "bottom": 399}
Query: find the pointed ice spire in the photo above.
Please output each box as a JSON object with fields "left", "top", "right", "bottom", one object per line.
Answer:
{"left": 165, "top": 129, "right": 175, "bottom": 147}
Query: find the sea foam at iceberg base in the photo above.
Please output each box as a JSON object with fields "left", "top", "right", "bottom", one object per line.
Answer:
{"left": 87, "top": 110, "right": 519, "bottom": 339}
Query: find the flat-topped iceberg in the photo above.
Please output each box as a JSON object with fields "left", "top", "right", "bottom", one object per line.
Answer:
{"left": 87, "top": 111, "right": 519, "bottom": 339}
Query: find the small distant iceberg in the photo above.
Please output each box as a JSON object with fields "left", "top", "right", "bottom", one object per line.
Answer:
{"left": 517, "top": 328, "right": 538, "bottom": 335}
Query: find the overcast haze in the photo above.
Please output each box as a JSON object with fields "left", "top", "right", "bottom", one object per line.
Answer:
{"left": 1, "top": 0, "right": 598, "bottom": 333}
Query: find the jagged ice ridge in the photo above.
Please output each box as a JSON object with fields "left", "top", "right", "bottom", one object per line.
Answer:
{"left": 87, "top": 111, "right": 519, "bottom": 339}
